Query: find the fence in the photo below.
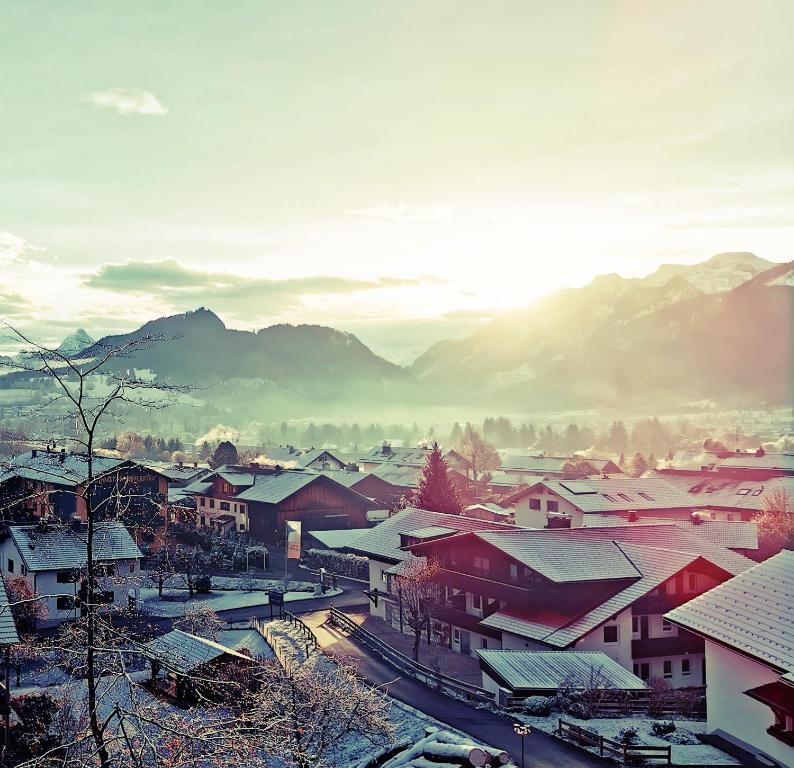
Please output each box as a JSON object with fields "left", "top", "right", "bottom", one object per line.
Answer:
{"left": 558, "top": 719, "right": 672, "bottom": 765}
{"left": 328, "top": 607, "right": 494, "bottom": 706}
{"left": 251, "top": 613, "right": 319, "bottom": 672}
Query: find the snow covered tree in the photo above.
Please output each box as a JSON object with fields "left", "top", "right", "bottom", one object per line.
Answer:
{"left": 413, "top": 442, "right": 462, "bottom": 514}
{"left": 173, "top": 603, "right": 224, "bottom": 640}
{"left": 630, "top": 452, "right": 648, "bottom": 477}
{"left": 756, "top": 489, "right": 794, "bottom": 558}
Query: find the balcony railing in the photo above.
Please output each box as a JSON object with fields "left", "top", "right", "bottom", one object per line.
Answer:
{"left": 438, "top": 568, "right": 532, "bottom": 605}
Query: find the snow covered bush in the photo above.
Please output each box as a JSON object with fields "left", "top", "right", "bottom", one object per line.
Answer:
{"left": 522, "top": 696, "right": 552, "bottom": 716}
{"left": 304, "top": 548, "right": 368, "bottom": 580}
{"left": 194, "top": 574, "right": 212, "bottom": 594}
{"left": 617, "top": 726, "right": 640, "bottom": 745}
{"left": 650, "top": 720, "right": 676, "bottom": 736}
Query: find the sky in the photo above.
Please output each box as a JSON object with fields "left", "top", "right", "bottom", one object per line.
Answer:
{"left": 1, "top": 1, "right": 793, "bottom": 363}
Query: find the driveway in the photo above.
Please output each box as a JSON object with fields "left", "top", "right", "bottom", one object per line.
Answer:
{"left": 301, "top": 610, "right": 611, "bottom": 768}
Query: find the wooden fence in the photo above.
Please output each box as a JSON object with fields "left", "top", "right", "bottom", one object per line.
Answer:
{"left": 558, "top": 719, "right": 672, "bottom": 765}
{"left": 328, "top": 607, "right": 494, "bottom": 706}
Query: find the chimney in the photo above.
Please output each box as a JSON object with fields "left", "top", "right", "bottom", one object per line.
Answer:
{"left": 627, "top": 510, "right": 638, "bottom": 523}
{"left": 71, "top": 516, "right": 84, "bottom": 533}
{"left": 178, "top": 459, "right": 183, "bottom": 468}
{"left": 382, "top": 442, "right": 391, "bottom": 456}
{"left": 193, "top": 461, "right": 198, "bottom": 468}
{"left": 275, "top": 464, "right": 283, "bottom": 475}
{"left": 31, "top": 449, "right": 37, "bottom": 458}
{"left": 59, "top": 450, "right": 65, "bottom": 464}
{"left": 690, "top": 511, "right": 703, "bottom": 526}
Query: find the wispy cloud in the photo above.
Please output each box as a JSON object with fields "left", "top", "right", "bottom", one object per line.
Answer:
{"left": 82, "top": 258, "right": 425, "bottom": 316}
{"left": 0, "top": 231, "right": 45, "bottom": 266}
{"left": 346, "top": 203, "right": 455, "bottom": 222}
{"left": 89, "top": 88, "right": 168, "bottom": 116}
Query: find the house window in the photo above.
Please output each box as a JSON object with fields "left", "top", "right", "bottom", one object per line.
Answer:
{"left": 57, "top": 570, "right": 76, "bottom": 583}
{"left": 726, "top": 514, "right": 734, "bottom": 522}
{"left": 603, "top": 494, "right": 617, "bottom": 502}
{"left": 687, "top": 573, "right": 697, "bottom": 592}
{"left": 129, "top": 562, "right": 135, "bottom": 574}
{"left": 638, "top": 492, "right": 654, "bottom": 501}
{"left": 220, "top": 501, "right": 230, "bottom": 511}
{"left": 509, "top": 563, "right": 518, "bottom": 582}
{"left": 239, "top": 504, "right": 246, "bottom": 514}
{"left": 546, "top": 500, "right": 558, "bottom": 513}
{"left": 200, "top": 516, "right": 206, "bottom": 527}
{"left": 632, "top": 616, "right": 639, "bottom": 634}
{"left": 239, "top": 523, "right": 246, "bottom": 531}
{"left": 56, "top": 596, "right": 74, "bottom": 611}
{"left": 473, "top": 556, "right": 490, "bottom": 573}
{"left": 681, "top": 659, "right": 690, "bottom": 676}
{"left": 529, "top": 498, "right": 541, "bottom": 510}
{"left": 638, "top": 663, "right": 650, "bottom": 680}
{"left": 618, "top": 493, "right": 633, "bottom": 502}
{"left": 662, "top": 619, "right": 673, "bottom": 632}
{"left": 7, "top": 559, "right": 13, "bottom": 574}
{"left": 209, "top": 499, "right": 215, "bottom": 509}
{"left": 453, "top": 628, "right": 460, "bottom": 643}
{"left": 200, "top": 497, "right": 206, "bottom": 507}
{"left": 666, "top": 580, "right": 676, "bottom": 595}
{"left": 603, "top": 625, "right": 619, "bottom": 644}
{"left": 737, "top": 488, "right": 750, "bottom": 496}
{"left": 663, "top": 660, "right": 672, "bottom": 678}
{"left": 481, "top": 638, "right": 488, "bottom": 649}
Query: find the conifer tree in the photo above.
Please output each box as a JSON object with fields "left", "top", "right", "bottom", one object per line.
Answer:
{"left": 414, "top": 442, "right": 462, "bottom": 514}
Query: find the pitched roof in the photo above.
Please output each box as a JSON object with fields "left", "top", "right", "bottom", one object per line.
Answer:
{"left": 320, "top": 470, "right": 374, "bottom": 489}
{"left": 504, "top": 477, "right": 695, "bottom": 513}
{"left": 0, "top": 578, "right": 20, "bottom": 646}
{"left": 2, "top": 451, "right": 125, "bottom": 487}
{"left": 5, "top": 522, "right": 142, "bottom": 571}
{"left": 235, "top": 471, "right": 320, "bottom": 504}
{"left": 348, "top": 507, "right": 513, "bottom": 563}
{"left": 472, "top": 529, "right": 642, "bottom": 583}
{"left": 582, "top": 515, "right": 759, "bottom": 550}
{"left": 666, "top": 549, "right": 794, "bottom": 672}
{"left": 306, "top": 528, "right": 368, "bottom": 550}
{"left": 477, "top": 650, "right": 647, "bottom": 692}
{"left": 370, "top": 463, "right": 423, "bottom": 487}
{"left": 497, "top": 453, "right": 621, "bottom": 475}
{"left": 144, "top": 629, "right": 253, "bottom": 675}
{"left": 141, "top": 462, "right": 209, "bottom": 483}
{"left": 649, "top": 473, "right": 794, "bottom": 513}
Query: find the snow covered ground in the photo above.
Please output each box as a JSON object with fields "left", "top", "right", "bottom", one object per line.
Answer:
{"left": 140, "top": 586, "right": 342, "bottom": 616}
{"left": 141, "top": 572, "right": 317, "bottom": 592}
{"left": 264, "top": 617, "right": 518, "bottom": 768}
{"left": 515, "top": 713, "right": 741, "bottom": 766}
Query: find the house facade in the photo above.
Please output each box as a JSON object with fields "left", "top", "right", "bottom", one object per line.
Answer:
{"left": 0, "top": 521, "right": 143, "bottom": 626}
{"left": 666, "top": 550, "right": 794, "bottom": 767}
{"left": 184, "top": 465, "right": 375, "bottom": 543}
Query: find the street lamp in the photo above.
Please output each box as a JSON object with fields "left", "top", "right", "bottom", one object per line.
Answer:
{"left": 319, "top": 567, "right": 327, "bottom": 594}
{"left": 513, "top": 722, "right": 531, "bottom": 768}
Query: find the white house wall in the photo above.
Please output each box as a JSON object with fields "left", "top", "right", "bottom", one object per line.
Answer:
{"left": 704, "top": 639, "right": 791, "bottom": 767}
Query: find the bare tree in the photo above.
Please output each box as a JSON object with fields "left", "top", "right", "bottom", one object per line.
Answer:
{"left": 455, "top": 424, "right": 500, "bottom": 482}
{"left": 756, "top": 488, "right": 794, "bottom": 557}
{"left": 172, "top": 604, "right": 224, "bottom": 641}
{"left": 248, "top": 657, "right": 394, "bottom": 768}
{"left": 394, "top": 557, "right": 441, "bottom": 662}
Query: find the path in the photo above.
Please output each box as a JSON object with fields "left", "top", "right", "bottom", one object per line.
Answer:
{"left": 301, "top": 609, "right": 611, "bottom": 768}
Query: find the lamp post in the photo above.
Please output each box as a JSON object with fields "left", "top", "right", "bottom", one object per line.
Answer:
{"left": 319, "top": 567, "right": 327, "bottom": 594}
{"left": 513, "top": 722, "right": 531, "bottom": 768}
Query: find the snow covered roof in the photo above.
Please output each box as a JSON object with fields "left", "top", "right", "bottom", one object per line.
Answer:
{"left": 381, "top": 728, "right": 514, "bottom": 768}
{"left": 2, "top": 450, "right": 125, "bottom": 487}
{"left": 497, "top": 452, "right": 621, "bottom": 475}
{"left": 141, "top": 462, "right": 209, "bottom": 483}
{"left": 472, "top": 529, "right": 642, "bottom": 583}
{"left": 5, "top": 522, "right": 142, "bottom": 572}
{"left": 666, "top": 549, "right": 794, "bottom": 673}
{"left": 582, "top": 515, "right": 759, "bottom": 550}
{"left": 348, "top": 507, "right": 512, "bottom": 564}
{"left": 370, "top": 463, "right": 423, "bottom": 487}
{"left": 477, "top": 650, "right": 647, "bottom": 692}
{"left": 0, "top": 578, "right": 20, "bottom": 646}
{"left": 144, "top": 629, "right": 254, "bottom": 675}
{"left": 306, "top": 528, "right": 368, "bottom": 550}
{"left": 504, "top": 477, "right": 696, "bottom": 513}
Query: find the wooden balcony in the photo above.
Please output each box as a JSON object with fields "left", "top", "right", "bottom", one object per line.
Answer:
{"left": 438, "top": 568, "right": 532, "bottom": 605}
{"left": 631, "top": 632, "right": 704, "bottom": 658}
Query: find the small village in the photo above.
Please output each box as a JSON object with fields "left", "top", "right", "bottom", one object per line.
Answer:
{"left": 0, "top": 435, "right": 791, "bottom": 768}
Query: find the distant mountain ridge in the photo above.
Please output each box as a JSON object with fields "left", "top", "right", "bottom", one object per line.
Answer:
{"left": 75, "top": 308, "right": 411, "bottom": 403}
{"left": 411, "top": 254, "right": 793, "bottom": 409}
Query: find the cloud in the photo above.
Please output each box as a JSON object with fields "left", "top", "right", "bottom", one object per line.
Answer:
{"left": 346, "top": 203, "right": 455, "bottom": 222}
{"left": 89, "top": 88, "right": 168, "bottom": 116}
{"left": 82, "top": 259, "right": 423, "bottom": 317}
{"left": 0, "top": 231, "right": 45, "bottom": 266}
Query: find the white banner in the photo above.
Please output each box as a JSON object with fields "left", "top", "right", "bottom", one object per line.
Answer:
{"left": 286, "top": 520, "right": 301, "bottom": 560}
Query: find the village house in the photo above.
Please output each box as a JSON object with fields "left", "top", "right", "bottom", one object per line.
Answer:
{"left": 503, "top": 477, "right": 703, "bottom": 528}
{"left": 665, "top": 448, "right": 794, "bottom": 479}
{"left": 258, "top": 446, "right": 349, "bottom": 471}
{"left": 0, "top": 520, "right": 143, "bottom": 626}
{"left": 183, "top": 464, "right": 375, "bottom": 543}
{"left": 357, "top": 444, "right": 471, "bottom": 473}
{"left": 0, "top": 449, "right": 168, "bottom": 531}
{"left": 353, "top": 509, "right": 754, "bottom": 688}
{"left": 496, "top": 452, "right": 623, "bottom": 482}
{"left": 666, "top": 549, "right": 793, "bottom": 767}
{"left": 347, "top": 507, "right": 512, "bottom": 628}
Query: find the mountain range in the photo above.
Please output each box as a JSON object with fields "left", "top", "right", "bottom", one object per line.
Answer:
{"left": 14, "top": 252, "right": 793, "bottom": 414}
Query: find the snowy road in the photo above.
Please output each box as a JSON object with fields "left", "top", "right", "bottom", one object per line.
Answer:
{"left": 301, "top": 610, "right": 612, "bottom": 768}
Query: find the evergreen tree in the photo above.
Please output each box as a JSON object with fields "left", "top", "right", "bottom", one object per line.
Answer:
{"left": 414, "top": 442, "right": 462, "bottom": 514}
{"left": 210, "top": 440, "right": 239, "bottom": 469}
{"left": 630, "top": 452, "right": 648, "bottom": 478}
